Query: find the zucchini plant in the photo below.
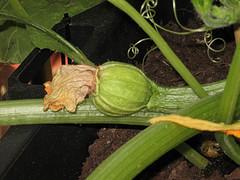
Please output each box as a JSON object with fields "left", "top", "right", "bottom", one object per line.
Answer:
{"left": 87, "top": 1, "right": 240, "bottom": 179}
{"left": 42, "top": 61, "right": 225, "bottom": 115}
{"left": 0, "top": 0, "right": 240, "bottom": 179}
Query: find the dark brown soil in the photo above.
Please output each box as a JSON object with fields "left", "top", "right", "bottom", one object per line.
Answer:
{"left": 79, "top": 22, "right": 239, "bottom": 179}
{"left": 143, "top": 22, "right": 235, "bottom": 87}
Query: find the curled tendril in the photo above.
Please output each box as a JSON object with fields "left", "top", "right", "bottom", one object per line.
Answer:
{"left": 172, "top": 0, "right": 207, "bottom": 33}
{"left": 140, "top": 0, "right": 157, "bottom": 19}
{"left": 140, "top": 0, "right": 207, "bottom": 35}
{"left": 141, "top": 8, "right": 156, "bottom": 21}
{"left": 127, "top": 38, "right": 151, "bottom": 59}
{"left": 127, "top": 0, "right": 226, "bottom": 65}
{"left": 204, "top": 31, "right": 226, "bottom": 63}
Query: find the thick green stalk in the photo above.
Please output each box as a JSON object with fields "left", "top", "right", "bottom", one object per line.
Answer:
{"left": 147, "top": 80, "right": 225, "bottom": 113}
{"left": 88, "top": 93, "right": 239, "bottom": 180}
{"left": 108, "top": 0, "right": 208, "bottom": 98}
{"left": 215, "top": 42, "right": 240, "bottom": 164}
{"left": 0, "top": 99, "right": 154, "bottom": 126}
{"left": 0, "top": 80, "right": 226, "bottom": 125}
{"left": 0, "top": 98, "right": 209, "bottom": 168}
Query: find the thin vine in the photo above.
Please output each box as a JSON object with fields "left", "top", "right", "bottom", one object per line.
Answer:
{"left": 127, "top": 0, "right": 226, "bottom": 67}
{"left": 204, "top": 31, "right": 226, "bottom": 63}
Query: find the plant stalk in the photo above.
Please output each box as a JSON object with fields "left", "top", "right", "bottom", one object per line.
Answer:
{"left": 0, "top": 98, "right": 211, "bottom": 169}
{"left": 0, "top": 99, "right": 154, "bottom": 126}
{"left": 0, "top": 79, "right": 226, "bottom": 125}
{"left": 147, "top": 80, "right": 225, "bottom": 113}
{"left": 175, "top": 143, "right": 209, "bottom": 169}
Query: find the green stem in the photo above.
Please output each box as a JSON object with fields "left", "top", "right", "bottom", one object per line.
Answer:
{"left": 175, "top": 143, "right": 209, "bottom": 169}
{"left": 216, "top": 44, "right": 240, "bottom": 122}
{"left": 108, "top": 0, "right": 207, "bottom": 98}
{"left": 0, "top": 80, "right": 226, "bottom": 125}
{"left": 215, "top": 43, "right": 240, "bottom": 164}
{"left": 88, "top": 93, "right": 237, "bottom": 179}
{"left": 147, "top": 80, "right": 225, "bottom": 113}
{"left": 0, "top": 99, "right": 154, "bottom": 126}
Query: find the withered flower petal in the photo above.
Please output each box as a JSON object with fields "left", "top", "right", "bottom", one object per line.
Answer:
{"left": 43, "top": 65, "right": 96, "bottom": 112}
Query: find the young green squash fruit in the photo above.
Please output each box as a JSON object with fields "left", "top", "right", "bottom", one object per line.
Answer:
{"left": 93, "top": 62, "right": 153, "bottom": 116}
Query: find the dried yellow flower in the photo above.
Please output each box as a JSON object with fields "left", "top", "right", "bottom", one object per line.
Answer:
{"left": 43, "top": 65, "right": 96, "bottom": 112}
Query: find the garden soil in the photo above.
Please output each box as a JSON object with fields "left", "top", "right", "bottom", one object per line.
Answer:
{"left": 79, "top": 22, "right": 240, "bottom": 179}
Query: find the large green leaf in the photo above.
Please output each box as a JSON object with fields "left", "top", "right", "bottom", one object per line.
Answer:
{"left": 0, "top": 12, "right": 94, "bottom": 65}
{"left": 0, "top": 0, "right": 103, "bottom": 64}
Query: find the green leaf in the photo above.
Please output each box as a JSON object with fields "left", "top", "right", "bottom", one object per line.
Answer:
{"left": 0, "top": 0, "right": 104, "bottom": 64}
{"left": 191, "top": 0, "right": 213, "bottom": 15}
{"left": 192, "top": 0, "right": 240, "bottom": 28}
{"left": 0, "top": 20, "right": 32, "bottom": 64}
{"left": 0, "top": 11, "right": 94, "bottom": 65}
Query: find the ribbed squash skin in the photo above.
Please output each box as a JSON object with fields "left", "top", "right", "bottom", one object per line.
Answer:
{"left": 93, "top": 62, "right": 152, "bottom": 116}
